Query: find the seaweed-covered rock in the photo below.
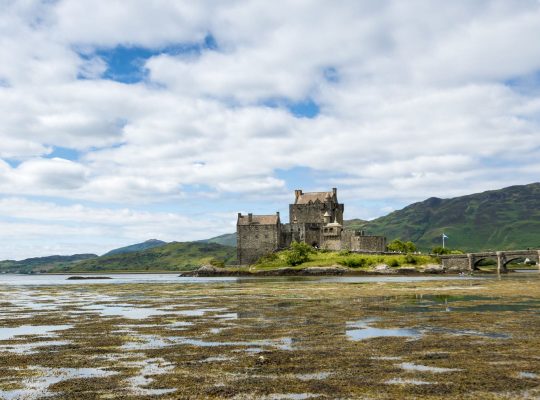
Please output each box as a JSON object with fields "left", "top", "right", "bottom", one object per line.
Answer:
{"left": 396, "top": 267, "right": 417, "bottom": 274}
{"left": 183, "top": 265, "right": 229, "bottom": 276}
{"left": 303, "top": 266, "right": 348, "bottom": 275}
{"left": 67, "top": 276, "right": 112, "bottom": 280}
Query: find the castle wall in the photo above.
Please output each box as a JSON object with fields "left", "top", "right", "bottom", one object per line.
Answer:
{"left": 303, "top": 223, "right": 323, "bottom": 247}
{"left": 237, "top": 223, "right": 280, "bottom": 265}
{"left": 340, "top": 230, "right": 354, "bottom": 251}
{"left": 322, "top": 237, "right": 342, "bottom": 251}
{"left": 290, "top": 202, "right": 344, "bottom": 225}
{"left": 351, "top": 235, "right": 387, "bottom": 252}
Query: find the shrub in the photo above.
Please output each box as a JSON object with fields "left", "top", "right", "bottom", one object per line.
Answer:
{"left": 404, "top": 254, "right": 418, "bottom": 265}
{"left": 432, "top": 246, "right": 464, "bottom": 255}
{"left": 256, "top": 252, "right": 278, "bottom": 264}
{"left": 338, "top": 257, "right": 367, "bottom": 268}
{"left": 338, "top": 250, "right": 351, "bottom": 256}
{"left": 388, "top": 239, "right": 417, "bottom": 253}
{"left": 209, "top": 258, "right": 225, "bottom": 268}
{"left": 283, "top": 241, "right": 313, "bottom": 266}
{"left": 388, "top": 259, "right": 400, "bottom": 268}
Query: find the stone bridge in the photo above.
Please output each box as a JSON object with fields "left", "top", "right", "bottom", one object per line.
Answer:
{"left": 439, "top": 249, "right": 540, "bottom": 273}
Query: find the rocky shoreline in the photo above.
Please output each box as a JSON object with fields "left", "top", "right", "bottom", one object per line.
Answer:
{"left": 179, "top": 263, "right": 460, "bottom": 277}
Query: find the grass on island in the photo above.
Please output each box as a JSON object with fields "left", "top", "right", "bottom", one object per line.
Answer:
{"left": 251, "top": 248, "right": 439, "bottom": 271}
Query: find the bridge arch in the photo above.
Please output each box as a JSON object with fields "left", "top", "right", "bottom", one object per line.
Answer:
{"left": 472, "top": 256, "right": 497, "bottom": 271}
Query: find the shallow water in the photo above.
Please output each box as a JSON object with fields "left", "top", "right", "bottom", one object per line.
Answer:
{"left": 0, "top": 272, "right": 500, "bottom": 286}
{"left": 397, "top": 362, "right": 461, "bottom": 373}
{"left": 346, "top": 318, "right": 421, "bottom": 340}
{"left": 0, "top": 367, "right": 117, "bottom": 400}
{"left": 0, "top": 324, "right": 72, "bottom": 340}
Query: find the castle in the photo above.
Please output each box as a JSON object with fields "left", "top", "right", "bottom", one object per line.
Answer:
{"left": 237, "top": 188, "right": 387, "bottom": 264}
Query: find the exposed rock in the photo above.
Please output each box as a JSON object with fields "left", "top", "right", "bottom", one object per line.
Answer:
{"left": 182, "top": 265, "right": 232, "bottom": 277}
{"left": 371, "top": 264, "right": 396, "bottom": 274}
{"left": 259, "top": 267, "right": 301, "bottom": 276}
{"left": 422, "top": 264, "right": 445, "bottom": 274}
{"left": 302, "top": 266, "right": 348, "bottom": 275}
{"left": 396, "top": 267, "right": 417, "bottom": 274}
{"left": 66, "top": 276, "right": 112, "bottom": 280}
{"left": 447, "top": 265, "right": 470, "bottom": 273}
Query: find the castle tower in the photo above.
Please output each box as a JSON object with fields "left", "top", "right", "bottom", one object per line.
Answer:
{"left": 237, "top": 212, "right": 281, "bottom": 265}
{"left": 289, "top": 187, "right": 344, "bottom": 225}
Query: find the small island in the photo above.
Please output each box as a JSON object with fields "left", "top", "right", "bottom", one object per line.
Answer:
{"left": 66, "top": 276, "right": 112, "bottom": 280}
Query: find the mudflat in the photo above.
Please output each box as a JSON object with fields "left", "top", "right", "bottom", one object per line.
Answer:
{"left": 0, "top": 274, "right": 538, "bottom": 399}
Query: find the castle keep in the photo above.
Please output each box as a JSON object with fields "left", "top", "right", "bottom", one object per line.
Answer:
{"left": 237, "top": 188, "right": 387, "bottom": 264}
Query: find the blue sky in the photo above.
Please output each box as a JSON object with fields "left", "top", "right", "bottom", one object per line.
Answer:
{"left": 1, "top": 1, "right": 540, "bottom": 259}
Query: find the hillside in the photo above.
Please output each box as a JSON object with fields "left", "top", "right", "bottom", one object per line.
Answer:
{"left": 358, "top": 183, "right": 540, "bottom": 252}
{"left": 50, "top": 241, "right": 236, "bottom": 273}
{"left": 0, "top": 254, "right": 98, "bottom": 274}
{"left": 103, "top": 239, "right": 167, "bottom": 256}
{"left": 200, "top": 233, "right": 237, "bottom": 247}
{"left": 344, "top": 219, "right": 368, "bottom": 231}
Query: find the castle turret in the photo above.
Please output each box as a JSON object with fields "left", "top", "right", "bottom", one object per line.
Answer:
{"left": 323, "top": 211, "right": 331, "bottom": 224}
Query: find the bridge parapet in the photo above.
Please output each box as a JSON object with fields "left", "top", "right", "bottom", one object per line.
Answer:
{"left": 439, "top": 249, "right": 539, "bottom": 273}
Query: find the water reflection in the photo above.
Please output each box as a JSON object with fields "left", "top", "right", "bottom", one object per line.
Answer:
{"left": 346, "top": 318, "right": 421, "bottom": 341}
{"left": 0, "top": 325, "right": 72, "bottom": 340}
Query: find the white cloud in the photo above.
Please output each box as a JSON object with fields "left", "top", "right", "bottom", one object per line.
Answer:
{"left": 0, "top": 197, "right": 234, "bottom": 259}
{"left": 0, "top": 0, "right": 540, "bottom": 257}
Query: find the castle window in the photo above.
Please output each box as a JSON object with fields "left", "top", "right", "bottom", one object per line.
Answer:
{"left": 264, "top": 234, "right": 269, "bottom": 239}
{"left": 255, "top": 235, "right": 259, "bottom": 239}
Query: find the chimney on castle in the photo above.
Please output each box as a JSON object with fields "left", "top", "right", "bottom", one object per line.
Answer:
{"left": 238, "top": 212, "right": 242, "bottom": 219}
{"left": 248, "top": 213, "right": 252, "bottom": 223}
{"left": 294, "top": 189, "right": 303, "bottom": 199}
{"left": 332, "top": 188, "right": 337, "bottom": 196}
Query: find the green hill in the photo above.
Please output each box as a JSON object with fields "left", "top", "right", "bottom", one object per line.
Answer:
{"left": 343, "top": 218, "right": 368, "bottom": 231}
{"left": 200, "top": 233, "right": 237, "bottom": 247}
{"left": 0, "top": 254, "right": 98, "bottom": 274}
{"left": 357, "top": 183, "right": 540, "bottom": 252}
{"left": 50, "top": 241, "right": 236, "bottom": 273}
{"left": 103, "top": 239, "right": 167, "bottom": 256}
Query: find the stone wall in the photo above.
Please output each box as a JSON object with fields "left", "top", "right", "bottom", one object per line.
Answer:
{"left": 237, "top": 223, "right": 280, "bottom": 265}
{"left": 340, "top": 231, "right": 354, "bottom": 251}
{"left": 322, "top": 237, "right": 342, "bottom": 251}
{"left": 289, "top": 202, "right": 344, "bottom": 225}
{"left": 439, "top": 255, "right": 469, "bottom": 271}
{"left": 304, "top": 223, "right": 323, "bottom": 247}
{"left": 351, "top": 235, "right": 387, "bottom": 252}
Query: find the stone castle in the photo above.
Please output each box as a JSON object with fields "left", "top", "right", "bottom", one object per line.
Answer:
{"left": 237, "top": 188, "right": 387, "bottom": 264}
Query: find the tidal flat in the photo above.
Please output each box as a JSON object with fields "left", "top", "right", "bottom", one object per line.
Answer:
{"left": 0, "top": 274, "right": 539, "bottom": 399}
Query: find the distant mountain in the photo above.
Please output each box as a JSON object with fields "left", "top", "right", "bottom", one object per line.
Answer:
{"left": 357, "top": 183, "right": 540, "bottom": 252}
{"left": 103, "top": 239, "right": 167, "bottom": 256}
{"left": 51, "top": 241, "right": 236, "bottom": 273}
{"left": 0, "top": 254, "right": 98, "bottom": 274}
{"left": 199, "top": 233, "right": 237, "bottom": 247}
{"left": 199, "top": 184, "right": 540, "bottom": 253}
{"left": 343, "top": 218, "right": 368, "bottom": 231}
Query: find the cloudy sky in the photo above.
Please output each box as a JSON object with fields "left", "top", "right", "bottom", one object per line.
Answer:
{"left": 1, "top": 0, "right": 540, "bottom": 259}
